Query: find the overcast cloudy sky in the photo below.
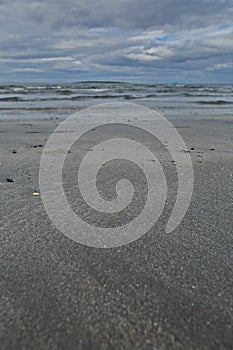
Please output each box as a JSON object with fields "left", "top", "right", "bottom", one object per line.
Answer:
{"left": 0, "top": 0, "right": 233, "bottom": 83}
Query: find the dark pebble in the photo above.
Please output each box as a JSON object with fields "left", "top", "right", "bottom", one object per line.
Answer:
{"left": 12, "top": 150, "right": 17, "bottom": 154}
{"left": 33, "top": 144, "right": 43, "bottom": 148}
{"left": 6, "top": 178, "right": 14, "bottom": 183}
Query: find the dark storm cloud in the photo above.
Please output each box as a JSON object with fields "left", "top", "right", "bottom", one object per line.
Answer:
{"left": 2, "top": 0, "right": 231, "bottom": 29}
{"left": 0, "top": 0, "right": 233, "bottom": 82}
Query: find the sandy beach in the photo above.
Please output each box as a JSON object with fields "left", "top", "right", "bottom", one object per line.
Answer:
{"left": 0, "top": 108, "right": 232, "bottom": 349}
{"left": 1, "top": 0, "right": 233, "bottom": 346}
{"left": 2, "top": 0, "right": 233, "bottom": 346}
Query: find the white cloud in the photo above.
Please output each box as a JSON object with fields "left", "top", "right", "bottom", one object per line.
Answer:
{"left": 10, "top": 68, "right": 43, "bottom": 72}
{"left": 207, "top": 62, "right": 233, "bottom": 71}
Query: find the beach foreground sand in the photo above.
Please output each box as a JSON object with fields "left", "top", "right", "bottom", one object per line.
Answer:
{"left": 0, "top": 113, "right": 232, "bottom": 349}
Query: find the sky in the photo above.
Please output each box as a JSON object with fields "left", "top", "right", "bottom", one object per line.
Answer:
{"left": 0, "top": 0, "right": 233, "bottom": 83}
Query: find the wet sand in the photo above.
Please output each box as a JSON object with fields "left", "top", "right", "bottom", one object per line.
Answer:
{"left": 0, "top": 113, "right": 233, "bottom": 349}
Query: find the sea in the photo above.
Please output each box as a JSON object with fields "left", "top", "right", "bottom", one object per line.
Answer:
{"left": 0, "top": 82, "right": 233, "bottom": 120}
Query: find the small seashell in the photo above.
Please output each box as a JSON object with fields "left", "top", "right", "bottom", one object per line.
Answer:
{"left": 33, "top": 192, "right": 40, "bottom": 196}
